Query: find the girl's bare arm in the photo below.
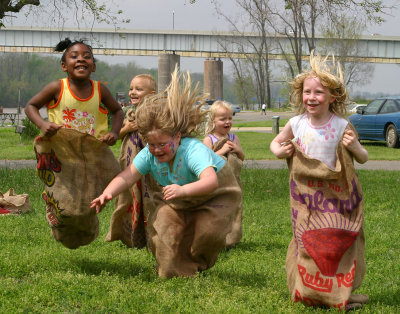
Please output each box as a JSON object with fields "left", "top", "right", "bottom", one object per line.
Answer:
{"left": 162, "top": 167, "right": 218, "bottom": 201}
{"left": 99, "top": 83, "right": 123, "bottom": 144}
{"left": 270, "top": 121, "right": 295, "bottom": 159}
{"left": 25, "top": 81, "right": 63, "bottom": 136}
{"left": 91, "top": 163, "right": 142, "bottom": 212}
{"left": 342, "top": 128, "right": 368, "bottom": 164}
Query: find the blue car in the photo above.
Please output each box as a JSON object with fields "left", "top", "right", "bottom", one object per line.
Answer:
{"left": 349, "top": 96, "right": 400, "bottom": 148}
{"left": 230, "top": 104, "right": 241, "bottom": 116}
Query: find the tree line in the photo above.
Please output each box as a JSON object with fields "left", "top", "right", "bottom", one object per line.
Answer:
{"left": 0, "top": 52, "right": 244, "bottom": 108}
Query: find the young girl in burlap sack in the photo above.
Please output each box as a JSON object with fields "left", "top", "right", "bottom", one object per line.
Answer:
{"left": 25, "top": 38, "right": 123, "bottom": 249}
{"left": 91, "top": 68, "right": 242, "bottom": 278}
{"left": 203, "top": 100, "right": 245, "bottom": 248}
{"left": 203, "top": 100, "right": 245, "bottom": 161}
{"left": 106, "top": 74, "right": 156, "bottom": 248}
{"left": 270, "top": 52, "right": 369, "bottom": 311}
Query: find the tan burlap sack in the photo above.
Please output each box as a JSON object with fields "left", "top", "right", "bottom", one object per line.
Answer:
{"left": 286, "top": 141, "right": 366, "bottom": 310}
{"left": 212, "top": 137, "right": 243, "bottom": 248}
{"left": 105, "top": 127, "right": 147, "bottom": 248}
{"left": 145, "top": 163, "right": 241, "bottom": 278}
{"left": 0, "top": 188, "right": 31, "bottom": 215}
{"left": 34, "top": 128, "right": 120, "bottom": 249}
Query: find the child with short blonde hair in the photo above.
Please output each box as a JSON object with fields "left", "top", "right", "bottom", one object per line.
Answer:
{"left": 203, "top": 100, "right": 244, "bottom": 161}
{"left": 106, "top": 73, "right": 157, "bottom": 248}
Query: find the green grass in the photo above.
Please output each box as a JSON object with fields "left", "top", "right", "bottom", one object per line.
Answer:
{"left": 0, "top": 168, "right": 399, "bottom": 312}
{"left": 232, "top": 119, "right": 289, "bottom": 128}
{"left": 1, "top": 127, "right": 400, "bottom": 161}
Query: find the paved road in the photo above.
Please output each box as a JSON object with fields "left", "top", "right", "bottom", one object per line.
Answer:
{"left": 2, "top": 159, "right": 400, "bottom": 171}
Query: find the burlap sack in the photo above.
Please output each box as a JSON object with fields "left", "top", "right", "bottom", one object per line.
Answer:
{"left": 144, "top": 163, "right": 241, "bottom": 278}
{"left": 0, "top": 188, "right": 31, "bottom": 215}
{"left": 286, "top": 141, "right": 366, "bottom": 310}
{"left": 105, "top": 128, "right": 147, "bottom": 248}
{"left": 34, "top": 128, "right": 120, "bottom": 249}
{"left": 212, "top": 137, "right": 243, "bottom": 248}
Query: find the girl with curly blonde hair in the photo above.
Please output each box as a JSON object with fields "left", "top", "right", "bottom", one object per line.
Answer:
{"left": 92, "top": 68, "right": 241, "bottom": 278}
{"left": 270, "top": 52, "right": 369, "bottom": 310}
{"left": 271, "top": 51, "right": 368, "bottom": 167}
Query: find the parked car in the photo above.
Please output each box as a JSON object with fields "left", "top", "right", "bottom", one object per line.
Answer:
{"left": 201, "top": 100, "right": 215, "bottom": 111}
{"left": 347, "top": 103, "right": 367, "bottom": 114}
{"left": 348, "top": 96, "right": 400, "bottom": 148}
{"left": 230, "top": 104, "right": 241, "bottom": 115}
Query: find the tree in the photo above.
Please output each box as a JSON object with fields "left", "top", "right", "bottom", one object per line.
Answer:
{"left": 0, "top": 0, "right": 128, "bottom": 28}
{"left": 214, "top": 0, "right": 273, "bottom": 108}
{"left": 319, "top": 14, "right": 374, "bottom": 89}
{"left": 264, "top": 0, "right": 393, "bottom": 77}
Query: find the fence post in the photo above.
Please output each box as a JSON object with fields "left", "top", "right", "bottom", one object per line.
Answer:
{"left": 272, "top": 116, "right": 280, "bottom": 134}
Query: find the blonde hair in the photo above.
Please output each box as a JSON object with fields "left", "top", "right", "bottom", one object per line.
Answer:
{"left": 205, "top": 100, "right": 233, "bottom": 135}
{"left": 290, "top": 51, "right": 349, "bottom": 118}
{"left": 136, "top": 67, "right": 208, "bottom": 139}
{"left": 134, "top": 74, "right": 157, "bottom": 92}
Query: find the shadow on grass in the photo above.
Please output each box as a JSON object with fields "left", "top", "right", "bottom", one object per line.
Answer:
{"left": 69, "top": 256, "right": 156, "bottom": 281}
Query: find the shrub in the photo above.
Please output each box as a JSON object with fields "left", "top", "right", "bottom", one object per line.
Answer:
{"left": 21, "top": 117, "right": 40, "bottom": 139}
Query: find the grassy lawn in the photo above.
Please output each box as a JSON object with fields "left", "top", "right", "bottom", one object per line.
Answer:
{"left": 232, "top": 119, "right": 289, "bottom": 127}
{"left": 0, "top": 168, "right": 399, "bottom": 312}
{"left": 1, "top": 127, "right": 400, "bottom": 160}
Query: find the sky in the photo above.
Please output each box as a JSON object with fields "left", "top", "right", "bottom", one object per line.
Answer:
{"left": 5, "top": 0, "right": 400, "bottom": 97}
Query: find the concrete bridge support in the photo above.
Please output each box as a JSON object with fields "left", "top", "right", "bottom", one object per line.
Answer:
{"left": 203, "top": 58, "right": 223, "bottom": 101}
{"left": 158, "top": 53, "right": 180, "bottom": 92}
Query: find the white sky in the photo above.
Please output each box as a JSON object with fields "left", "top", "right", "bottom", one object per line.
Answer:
{"left": 5, "top": 0, "right": 400, "bottom": 96}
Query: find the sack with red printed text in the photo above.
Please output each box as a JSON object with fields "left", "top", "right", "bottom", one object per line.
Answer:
{"left": 286, "top": 141, "right": 366, "bottom": 310}
{"left": 34, "top": 128, "right": 120, "bottom": 249}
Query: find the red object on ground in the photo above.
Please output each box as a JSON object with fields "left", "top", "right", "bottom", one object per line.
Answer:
{"left": 0, "top": 206, "right": 10, "bottom": 214}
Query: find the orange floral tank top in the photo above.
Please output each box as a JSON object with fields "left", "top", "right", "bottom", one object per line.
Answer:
{"left": 47, "top": 78, "right": 108, "bottom": 138}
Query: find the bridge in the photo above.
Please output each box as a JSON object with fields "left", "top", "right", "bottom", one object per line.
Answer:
{"left": 2, "top": 27, "right": 400, "bottom": 98}
{"left": 1, "top": 26, "right": 400, "bottom": 62}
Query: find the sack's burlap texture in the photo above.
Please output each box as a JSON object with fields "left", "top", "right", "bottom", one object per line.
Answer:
{"left": 105, "top": 127, "right": 147, "bottom": 248}
{"left": 286, "top": 141, "right": 366, "bottom": 310}
{"left": 147, "top": 163, "right": 241, "bottom": 277}
{"left": 34, "top": 128, "right": 120, "bottom": 249}
{"left": 0, "top": 188, "right": 31, "bottom": 214}
{"left": 212, "top": 137, "right": 243, "bottom": 248}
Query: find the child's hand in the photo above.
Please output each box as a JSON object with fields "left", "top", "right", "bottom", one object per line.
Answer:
{"left": 100, "top": 131, "right": 118, "bottom": 146}
{"left": 41, "top": 121, "right": 63, "bottom": 137}
{"left": 125, "top": 120, "right": 138, "bottom": 133}
{"left": 342, "top": 129, "right": 369, "bottom": 164}
{"left": 277, "top": 141, "right": 295, "bottom": 159}
{"left": 342, "top": 129, "right": 358, "bottom": 149}
{"left": 162, "top": 184, "right": 185, "bottom": 200}
{"left": 90, "top": 193, "right": 113, "bottom": 214}
{"left": 218, "top": 142, "right": 232, "bottom": 156}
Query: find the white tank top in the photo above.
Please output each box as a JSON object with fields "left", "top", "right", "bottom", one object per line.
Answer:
{"left": 290, "top": 113, "right": 348, "bottom": 169}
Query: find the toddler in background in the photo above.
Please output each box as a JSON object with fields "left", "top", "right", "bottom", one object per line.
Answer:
{"left": 203, "top": 100, "right": 245, "bottom": 161}
{"left": 203, "top": 100, "right": 244, "bottom": 248}
{"left": 119, "top": 74, "right": 156, "bottom": 139}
